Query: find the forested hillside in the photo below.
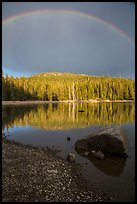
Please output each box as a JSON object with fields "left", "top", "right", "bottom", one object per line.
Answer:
{"left": 2, "top": 72, "right": 135, "bottom": 101}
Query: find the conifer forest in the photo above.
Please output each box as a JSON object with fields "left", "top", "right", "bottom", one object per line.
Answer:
{"left": 2, "top": 72, "right": 135, "bottom": 101}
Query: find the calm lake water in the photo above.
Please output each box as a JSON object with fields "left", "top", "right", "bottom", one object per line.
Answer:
{"left": 2, "top": 102, "right": 135, "bottom": 202}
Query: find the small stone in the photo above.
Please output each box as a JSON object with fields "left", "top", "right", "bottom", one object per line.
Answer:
{"left": 67, "top": 153, "right": 75, "bottom": 162}
{"left": 47, "top": 169, "right": 58, "bottom": 174}
{"left": 92, "top": 150, "right": 104, "bottom": 160}
{"left": 67, "top": 137, "right": 71, "bottom": 141}
{"left": 63, "top": 186, "right": 66, "bottom": 191}
{"left": 83, "top": 151, "right": 89, "bottom": 156}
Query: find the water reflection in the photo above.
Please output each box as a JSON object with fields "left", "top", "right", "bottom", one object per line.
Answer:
{"left": 2, "top": 102, "right": 134, "bottom": 131}
{"left": 2, "top": 103, "right": 135, "bottom": 200}
{"left": 75, "top": 149, "right": 127, "bottom": 176}
{"left": 90, "top": 156, "right": 127, "bottom": 176}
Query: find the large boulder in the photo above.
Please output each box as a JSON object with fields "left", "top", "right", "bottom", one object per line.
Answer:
{"left": 75, "top": 125, "right": 128, "bottom": 158}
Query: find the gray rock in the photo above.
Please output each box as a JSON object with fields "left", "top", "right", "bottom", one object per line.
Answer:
{"left": 83, "top": 151, "right": 90, "bottom": 156}
{"left": 63, "top": 186, "right": 66, "bottom": 191}
{"left": 47, "top": 169, "right": 58, "bottom": 174}
{"left": 75, "top": 138, "right": 89, "bottom": 151}
{"left": 75, "top": 125, "right": 128, "bottom": 157}
{"left": 91, "top": 151, "right": 104, "bottom": 160}
{"left": 67, "top": 153, "right": 75, "bottom": 162}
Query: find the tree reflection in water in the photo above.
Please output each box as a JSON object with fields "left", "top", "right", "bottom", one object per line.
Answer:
{"left": 2, "top": 102, "right": 135, "bottom": 131}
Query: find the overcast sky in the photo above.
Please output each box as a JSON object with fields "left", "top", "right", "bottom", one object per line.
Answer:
{"left": 2, "top": 2, "right": 135, "bottom": 79}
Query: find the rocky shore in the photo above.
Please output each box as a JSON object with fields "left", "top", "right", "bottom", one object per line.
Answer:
{"left": 2, "top": 139, "right": 111, "bottom": 202}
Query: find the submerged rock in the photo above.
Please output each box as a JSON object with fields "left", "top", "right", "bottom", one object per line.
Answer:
{"left": 83, "top": 151, "right": 90, "bottom": 156}
{"left": 67, "top": 153, "right": 75, "bottom": 162}
{"left": 91, "top": 151, "right": 104, "bottom": 160}
{"left": 75, "top": 125, "right": 128, "bottom": 158}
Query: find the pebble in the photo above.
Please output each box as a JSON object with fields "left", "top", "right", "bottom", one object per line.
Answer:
{"left": 67, "top": 153, "right": 75, "bottom": 162}
{"left": 63, "top": 186, "right": 66, "bottom": 191}
{"left": 2, "top": 139, "right": 111, "bottom": 202}
{"left": 47, "top": 169, "right": 58, "bottom": 174}
{"left": 83, "top": 151, "right": 90, "bottom": 156}
{"left": 92, "top": 150, "right": 105, "bottom": 160}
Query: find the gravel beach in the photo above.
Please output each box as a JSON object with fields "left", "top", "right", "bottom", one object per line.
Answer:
{"left": 2, "top": 139, "right": 111, "bottom": 202}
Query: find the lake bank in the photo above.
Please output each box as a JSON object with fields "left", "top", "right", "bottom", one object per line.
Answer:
{"left": 2, "top": 102, "right": 135, "bottom": 202}
{"left": 2, "top": 99, "right": 134, "bottom": 106}
{"left": 2, "top": 138, "right": 111, "bottom": 202}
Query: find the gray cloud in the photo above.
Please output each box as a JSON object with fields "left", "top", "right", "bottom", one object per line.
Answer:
{"left": 2, "top": 2, "right": 135, "bottom": 79}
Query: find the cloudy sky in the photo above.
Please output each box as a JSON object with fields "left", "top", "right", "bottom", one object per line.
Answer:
{"left": 2, "top": 2, "right": 135, "bottom": 79}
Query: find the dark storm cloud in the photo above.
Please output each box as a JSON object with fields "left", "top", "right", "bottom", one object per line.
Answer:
{"left": 2, "top": 2, "right": 135, "bottom": 78}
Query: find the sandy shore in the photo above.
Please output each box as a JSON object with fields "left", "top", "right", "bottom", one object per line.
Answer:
{"left": 2, "top": 100, "right": 134, "bottom": 106}
{"left": 2, "top": 139, "right": 111, "bottom": 202}
{"left": 2, "top": 101, "right": 55, "bottom": 106}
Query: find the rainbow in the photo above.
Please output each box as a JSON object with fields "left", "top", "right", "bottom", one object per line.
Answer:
{"left": 2, "top": 9, "right": 134, "bottom": 45}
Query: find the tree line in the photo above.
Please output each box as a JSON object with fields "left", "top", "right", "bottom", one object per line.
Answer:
{"left": 2, "top": 72, "right": 135, "bottom": 101}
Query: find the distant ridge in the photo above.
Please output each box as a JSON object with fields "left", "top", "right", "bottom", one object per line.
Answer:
{"left": 30, "top": 72, "right": 129, "bottom": 80}
{"left": 32, "top": 72, "right": 89, "bottom": 77}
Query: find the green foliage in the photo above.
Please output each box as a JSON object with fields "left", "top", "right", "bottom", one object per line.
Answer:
{"left": 2, "top": 72, "right": 135, "bottom": 101}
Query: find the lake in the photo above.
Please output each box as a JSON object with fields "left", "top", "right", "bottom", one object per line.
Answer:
{"left": 2, "top": 102, "right": 135, "bottom": 202}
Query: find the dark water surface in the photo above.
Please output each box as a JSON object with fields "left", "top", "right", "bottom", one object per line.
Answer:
{"left": 2, "top": 102, "right": 135, "bottom": 202}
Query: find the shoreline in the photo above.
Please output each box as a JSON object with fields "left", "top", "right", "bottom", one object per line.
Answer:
{"left": 2, "top": 138, "right": 111, "bottom": 202}
{"left": 2, "top": 100, "right": 134, "bottom": 106}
